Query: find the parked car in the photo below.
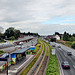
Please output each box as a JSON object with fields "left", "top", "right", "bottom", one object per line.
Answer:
{"left": 62, "top": 61, "right": 70, "bottom": 69}
{"left": 67, "top": 52, "right": 72, "bottom": 56}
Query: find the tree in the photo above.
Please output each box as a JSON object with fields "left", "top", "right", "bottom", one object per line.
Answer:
{"left": 9, "top": 36, "right": 15, "bottom": 40}
{"left": 4, "top": 27, "right": 15, "bottom": 38}
{"left": 51, "top": 38, "right": 56, "bottom": 42}
{"left": 4, "top": 27, "right": 21, "bottom": 39}
{"left": 69, "top": 37, "right": 75, "bottom": 42}
{"left": 14, "top": 30, "right": 20, "bottom": 39}
{"left": 55, "top": 32, "right": 60, "bottom": 35}
{"left": 63, "top": 32, "right": 70, "bottom": 41}
{"left": 71, "top": 41, "right": 75, "bottom": 49}
{"left": 72, "top": 34, "right": 75, "bottom": 37}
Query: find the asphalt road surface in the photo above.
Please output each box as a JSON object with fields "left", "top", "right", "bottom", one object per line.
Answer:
{"left": 50, "top": 42, "right": 75, "bottom": 75}
{"left": 1, "top": 38, "right": 37, "bottom": 52}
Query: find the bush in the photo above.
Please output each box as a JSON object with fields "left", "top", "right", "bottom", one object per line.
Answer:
{"left": 46, "top": 43, "right": 60, "bottom": 75}
{"left": 71, "top": 41, "right": 75, "bottom": 49}
{"left": 0, "top": 50, "right": 5, "bottom": 54}
{"left": 69, "top": 37, "right": 75, "bottom": 42}
{"left": 9, "top": 36, "right": 15, "bottom": 40}
{"left": 51, "top": 38, "right": 56, "bottom": 42}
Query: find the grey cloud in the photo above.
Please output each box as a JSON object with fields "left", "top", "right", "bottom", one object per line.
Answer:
{"left": 0, "top": 0, "right": 75, "bottom": 35}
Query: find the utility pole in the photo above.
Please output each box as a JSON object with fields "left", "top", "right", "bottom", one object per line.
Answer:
{"left": 7, "top": 58, "right": 8, "bottom": 75}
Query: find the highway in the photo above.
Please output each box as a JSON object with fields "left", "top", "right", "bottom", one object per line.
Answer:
{"left": 1, "top": 38, "right": 37, "bottom": 52}
{"left": 50, "top": 42, "right": 75, "bottom": 75}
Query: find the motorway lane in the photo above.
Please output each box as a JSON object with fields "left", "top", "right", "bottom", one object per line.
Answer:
{"left": 43, "top": 39, "right": 75, "bottom": 75}
{"left": 56, "top": 48, "right": 75, "bottom": 75}
{"left": 51, "top": 43, "right": 75, "bottom": 75}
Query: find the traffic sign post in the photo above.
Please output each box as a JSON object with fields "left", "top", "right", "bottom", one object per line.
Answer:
{"left": 7, "top": 58, "right": 8, "bottom": 75}
{"left": 52, "top": 49, "right": 55, "bottom": 55}
{"left": 30, "top": 46, "right": 35, "bottom": 50}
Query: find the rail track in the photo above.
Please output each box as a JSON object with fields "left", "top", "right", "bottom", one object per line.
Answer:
{"left": 27, "top": 41, "right": 50, "bottom": 75}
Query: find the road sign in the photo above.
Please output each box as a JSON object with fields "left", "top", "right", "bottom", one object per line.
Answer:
{"left": 0, "top": 58, "right": 7, "bottom": 61}
{"left": 52, "top": 49, "right": 55, "bottom": 55}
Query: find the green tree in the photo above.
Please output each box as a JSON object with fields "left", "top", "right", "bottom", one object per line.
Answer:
{"left": 14, "top": 30, "right": 20, "bottom": 39}
{"left": 72, "top": 34, "right": 75, "bottom": 37}
{"left": 4, "top": 27, "right": 21, "bottom": 39}
{"left": 63, "top": 32, "right": 70, "bottom": 41}
{"left": 69, "top": 37, "right": 75, "bottom": 42}
{"left": 71, "top": 41, "right": 75, "bottom": 49}
{"left": 4, "top": 27, "right": 15, "bottom": 38}
{"left": 9, "top": 36, "right": 15, "bottom": 40}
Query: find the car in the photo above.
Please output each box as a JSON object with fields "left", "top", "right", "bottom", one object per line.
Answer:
{"left": 57, "top": 45, "right": 61, "bottom": 48}
{"left": 52, "top": 45, "right": 55, "bottom": 47}
{"left": 67, "top": 52, "right": 72, "bottom": 56}
{"left": 62, "top": 61, "right": 70, "bottom": 69}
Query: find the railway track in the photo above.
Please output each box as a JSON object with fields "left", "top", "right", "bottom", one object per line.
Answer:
{"left": 27, "top": 41, "right": 50, "bottom": 75}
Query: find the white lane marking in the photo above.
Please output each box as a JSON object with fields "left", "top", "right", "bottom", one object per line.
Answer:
{"left": 73, "top": 65, "right": 75, "bottom": 69}
{"left": 64, "top": 54, "right": 67, "bottom": 57}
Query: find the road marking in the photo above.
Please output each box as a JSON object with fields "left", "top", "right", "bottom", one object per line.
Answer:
{"left": 73, "top": 65, "right": 75, "bottom": 69}
{"left": 64, "top": 54, "right": 67, "bottom": 57}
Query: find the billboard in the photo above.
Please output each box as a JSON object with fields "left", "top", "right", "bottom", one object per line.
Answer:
{"left": 30, "top": 46, "right": 35, "bottom": 50}
{"left": 52, "top": 49, "right": 55, "bottom": 55}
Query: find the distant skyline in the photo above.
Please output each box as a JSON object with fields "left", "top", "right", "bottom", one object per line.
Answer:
{"left": 0, "top": 0, "right": 75, "bottom": 35}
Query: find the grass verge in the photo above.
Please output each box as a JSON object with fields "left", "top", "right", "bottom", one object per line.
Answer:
{"left": 46, "top": 43, "right": 60, "bottom": 75}
{"left": 42, "top": 44, "right": 45, "bottom": 56}
{"left": 57, "top": 41, "right": 72, "bottom": 48}
{"left": 64, "top": 41, "right": 72, "bottom": 48}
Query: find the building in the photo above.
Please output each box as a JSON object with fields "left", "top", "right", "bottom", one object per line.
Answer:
{"left": 55, "top": 35, "right": 60, "bottom": 40}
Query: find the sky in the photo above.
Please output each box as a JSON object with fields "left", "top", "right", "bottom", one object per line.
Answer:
{"left": 0, "top": 0, "right": 75, "bottom": 35}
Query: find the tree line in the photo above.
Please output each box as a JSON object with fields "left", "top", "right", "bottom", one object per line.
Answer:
{"left": 0, "top": 27, "right": 40, "bottom": 42}
{"left": 63, "top": 32, "right": 75, "bottom": 42}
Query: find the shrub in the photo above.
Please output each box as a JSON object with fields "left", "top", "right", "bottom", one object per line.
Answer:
{"left": 9, "top": 36, "right": 15, "bottom": 40}
{"left": 0, "top": 50, "right": 5, "bottom": 54}
{"left": 69, "top": 37, "right": 75, "bottom": 42}
{"left": 71, "top": 41, "right": 75, "bottom": 49}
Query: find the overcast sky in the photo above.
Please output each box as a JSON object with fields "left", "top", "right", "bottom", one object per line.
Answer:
{"left": 0, "top": 0, "right": 75, "bottom": 35}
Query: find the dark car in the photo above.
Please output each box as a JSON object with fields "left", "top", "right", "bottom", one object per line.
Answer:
{"left": 62, "top": 61, "right": 70, "bottom": 69}
{"left": 57, "top": 45, "right": 61, "bottom": 48}
{"left": 67, "top": 52, "right": 72, "bottom": 56}
{"left": 52, "top": 45, "right": 55, "bottom": 47}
